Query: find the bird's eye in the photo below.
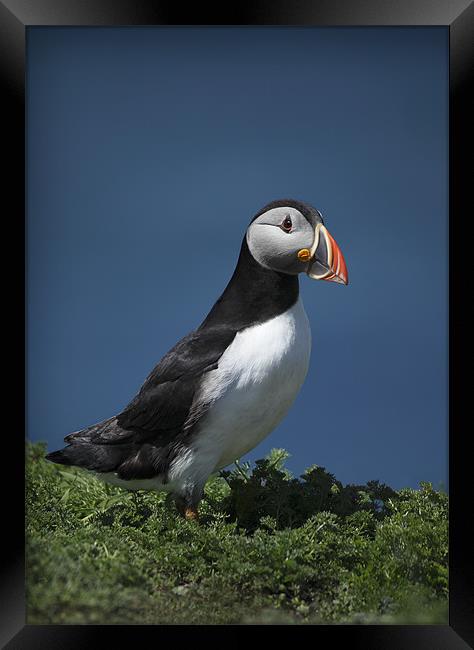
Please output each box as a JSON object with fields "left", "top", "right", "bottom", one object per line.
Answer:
{"left": 281, "top": 216, "right": 292, "bottom": 232}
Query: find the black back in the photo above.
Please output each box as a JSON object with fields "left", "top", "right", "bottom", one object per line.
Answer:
{"left": 115, "top": 236, "right": 298, "bottom": 442}
{"left": 47, "top": 215, "right": 301, "bottom": 481}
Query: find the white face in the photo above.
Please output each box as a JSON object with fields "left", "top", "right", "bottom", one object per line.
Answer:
{"left": 246, "top": 207, "right": 316, "bottom": 275}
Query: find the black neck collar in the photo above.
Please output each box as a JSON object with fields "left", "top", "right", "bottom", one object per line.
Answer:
{"left": 199, "top": 237, "right": 299, "bottom": 332}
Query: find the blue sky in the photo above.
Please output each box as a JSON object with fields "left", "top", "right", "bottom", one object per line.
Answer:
{"left": 27, "top": 26, "right": 448, "bottom": 490}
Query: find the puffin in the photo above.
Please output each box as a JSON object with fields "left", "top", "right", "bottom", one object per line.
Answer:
{"left": 46, "top": 199, "right": 348, "bottom": 520}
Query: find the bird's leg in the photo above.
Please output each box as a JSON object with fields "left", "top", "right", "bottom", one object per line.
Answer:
{"left": 174, "top": 489, "right": 202, "bottom": 522}
{"left": 174, "top": 495, "right": 186, "bottom": 517}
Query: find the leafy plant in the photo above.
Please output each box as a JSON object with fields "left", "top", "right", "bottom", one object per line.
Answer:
{"left": 26, "top": 442, "right": 448, "bottom": 625}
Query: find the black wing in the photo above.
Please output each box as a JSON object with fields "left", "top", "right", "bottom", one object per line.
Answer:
{"left": 52, "top": 325, "right": 236, "bottom": 479}
{"left": 117, "top": 325, "right": 235, "bottom": 435}
{"left": 75, "top": 324, "right": 236, "bottom": 447}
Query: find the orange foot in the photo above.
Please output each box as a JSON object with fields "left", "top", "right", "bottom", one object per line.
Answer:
{"left": 184, "top": 506, "right": 199, "bottom": 521}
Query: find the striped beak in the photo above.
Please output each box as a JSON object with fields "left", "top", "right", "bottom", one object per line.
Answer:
{"left": 306, "top": 224, "right": 349, "bottom": 285}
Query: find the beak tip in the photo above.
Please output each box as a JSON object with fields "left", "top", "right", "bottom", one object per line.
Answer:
{"left": 307, "top": 224, "right": 349, "bottom": 285}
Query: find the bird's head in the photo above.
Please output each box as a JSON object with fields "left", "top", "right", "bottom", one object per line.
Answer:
{"left": 246, "top": 199, "right": 348, "bottom": 285}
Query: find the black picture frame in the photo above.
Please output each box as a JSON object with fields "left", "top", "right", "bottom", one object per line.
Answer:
{"left": 4, "top": 0, "right": 473, "bottom": 646}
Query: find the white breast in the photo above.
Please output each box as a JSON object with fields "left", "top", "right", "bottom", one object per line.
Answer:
{"left": 182, "top": 297, "right": 312, "bottom": 483}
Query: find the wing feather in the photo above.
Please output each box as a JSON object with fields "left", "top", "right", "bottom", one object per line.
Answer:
{"left": 110, "top": 326, "right": 236, "bottom": 441}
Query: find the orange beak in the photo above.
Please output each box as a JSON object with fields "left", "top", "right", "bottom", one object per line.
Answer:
{"left": 321, "top": 227, "right": 349, "bottom": 285}
{"left": 306, "top": 224, "right": 349, "bottom": 285}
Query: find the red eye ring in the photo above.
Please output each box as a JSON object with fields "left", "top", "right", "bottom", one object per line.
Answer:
{"left": 281, "top": 216, "right": 292, "bottom": 232}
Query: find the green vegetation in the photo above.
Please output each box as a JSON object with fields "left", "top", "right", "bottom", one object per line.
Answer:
{"left": 26, "top": 442, "right": 448, "bottom": 625}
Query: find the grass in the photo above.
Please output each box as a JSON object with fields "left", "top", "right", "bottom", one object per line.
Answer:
{"left": 26, "top": 442, "right": 448, "bottom": 625}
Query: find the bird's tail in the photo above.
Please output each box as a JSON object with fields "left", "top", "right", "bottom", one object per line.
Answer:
{"left": 45, "top": 442, "right": 129, "bottom": 473}
{"left": 45, "top": 448, "right": 71, "bottom": 465}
